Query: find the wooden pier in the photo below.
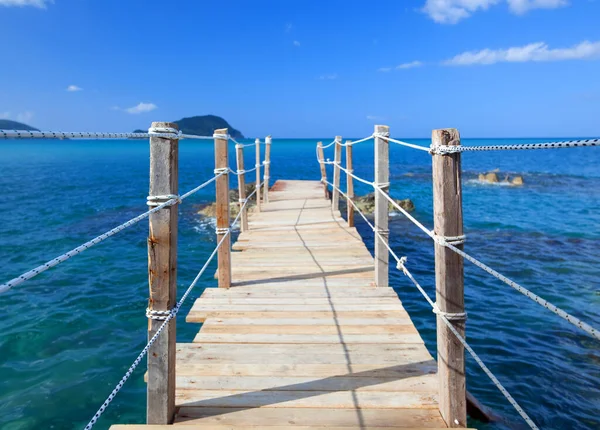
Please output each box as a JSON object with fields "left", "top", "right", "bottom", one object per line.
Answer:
{"left": 113, "top": 179, "right": 460, "bottom": 429}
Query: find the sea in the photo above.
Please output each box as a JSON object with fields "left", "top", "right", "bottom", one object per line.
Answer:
{"left": 0, "top": 137, "right": 598, "bottom": 430}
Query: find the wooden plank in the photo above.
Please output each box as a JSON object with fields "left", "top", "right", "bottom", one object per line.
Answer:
{"left": 114, "top": 425, "right": 462, "bottom": 430}
{"left": 192, "top": 332, "right": 424, "bottom": 344}
{"left": 175, "top": 389, "right": 438, "bottom": 409}
{"left": 174, "top": 407, "right": 448, "bottom": 427}
{"left": 432, "top": 128, "right": 466, "bottom": 428}
{"left": 199, "top": 324, "right": 417, "bottom": 335}
{"left": 175, "top": 373, "right": 437, "bottom": 392}
{"left": 147, "top": 121, "right": 178, "bottom": 424}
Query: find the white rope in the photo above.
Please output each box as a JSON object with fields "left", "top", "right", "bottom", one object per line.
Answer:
{"left": 83, "top": 231, "right": 230, "bottom": 430}
{"left": 338, "top": 135, "right": 375, "bottom": 147}
{"left": 145, "top": 309, "right": 171, "bottom": 321}
{"left": 0, "top": 129, "right": 169, "bottom": 140}
{"left": 229, "top": 136, "right": 256, "bottom": 147}
{"left": 373, "top": 133, "right": 431, "bottom": 152}
{"left": 0, "top": 173, "right": 224, "bottom": 295}
{"left": 179, "top": 134, "right": 214, "bottom": 140}
{"left": 370, "top": 185, "right": 600, "bottom": 342}
{"left": 146, "top": 194, "right": 181, "bottom": 207}
{"left": 432, "top": 138, "right": 600, "bottom": 154}
{"left": 397, "top": 260, "right": 538, "bottom": 429}
{"left": 147, "top": 126, "right": 181, "bottom": 138}
{"left": 213, "top": 133, "right": 228, "bottom": 140}
{"left": 320, "top": 139, "right": 337, "bottom": 149}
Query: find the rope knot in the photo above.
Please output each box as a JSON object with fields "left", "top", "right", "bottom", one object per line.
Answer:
{"left": 146, "top": 194, "right": 181, "bottom": 207}
{"left": 433, "top": 304, "right": 468, "bottom": 322}
{"left": 396, "top": 256, "right": 409, "bottom": 275}
{"left": 216, "top": 227, "right": 230, "bottom": 235}
{"left": 214, "top": 167, "right": 229, "bottom": 175}
{"left": 148, "top": 127, "right": 181, "bottom": 139}
{"left": 213, "top": 133, "right": 229, "bottom": 140}
{"left": 146, "top": 308, "right": 172, "bottom": 321}
{"left": 434, "top": 233, "right": 467, "bottom": 246}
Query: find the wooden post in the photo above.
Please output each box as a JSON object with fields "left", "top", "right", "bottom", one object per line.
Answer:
{"left": 214, "top": 128, "right": 231, "bottom": 288}
{"left": 432, "top": 128, "right": 466, "bottom": 428}
{"left": 331, "top": 136, "right": 342, "bottom": 211}
{"left": 147, "top": 121, "right": 178, "bottom": 424}
{"left": 255, "top": 138, "right": 261, "bottom": 212}
{"left": 374, "top": 125, "right": 389, "bottom": 288}
{"left": 345, "top": 140, "right": 354, "bottom": 227}
{"left": 263, "top": 136, "right": 271, "bottom": 203}
{"left": 235, "top": 140, "right": 249, "bottom": 232}
{"left": 317, "top": 141, "right": 328, "bottom": 199}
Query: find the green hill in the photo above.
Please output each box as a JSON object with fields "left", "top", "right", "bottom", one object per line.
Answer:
{"left": 0, "top": 119, "right": 39, "bottom": 131}
{"left": 134, "top": 115, "right": 244, "bottom": 138}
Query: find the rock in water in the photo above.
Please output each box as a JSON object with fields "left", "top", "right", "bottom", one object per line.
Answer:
{"left": 351, "top": 193, "right": 415, "bottom": 214}
{"left": 511, "top": 175, "right": 524, "bottom": 185}
{"left": 484, "top": 172, "right": 499, "bottom": 183}
{"left": 198, "top": 182, "right": 258, "bottom": 218}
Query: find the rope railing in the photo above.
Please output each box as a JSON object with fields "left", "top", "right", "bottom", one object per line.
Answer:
{"left": 317, "top": 128, "right": 600, "bottom": 427}
{"left": 324, "top": 153, "right": 600, "bottom": 342}
{"left": 0, "top": 171, "right": 226, "bottom": 295}
{"left": 324, "top": 177, "right": 538, "bottom": 429}
{"left": 84, "top": 185, "right": 259, "bottom": 429}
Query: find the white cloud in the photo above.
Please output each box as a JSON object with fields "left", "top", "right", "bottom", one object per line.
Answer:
{"left": 285, "top": 23, "right": 293, "bottom": 33}
{"left": 16, "top": 111, "right": 34, "bottom": 123}
{"left": 422, "top": 0, "right": 567, "bottom": 24}
{"left": 366, "top": 115, "right": 386, "bottom": 121}
{"left": 293, "top": 40, "right": 301, "bottom": 47}
{"left": 66, "top": 85, "right": 82, "bottom": 92}
{"left": 444, "top": 40, "right": 600, "bottom": 65}
{"left": 396, "top": 60, "right": 423, "bottom": 69}
{"left": 125, "top": 102, "right": 158, "bottom": 114}
{"left": 378, "top": 67, "right": 392, "bottom": 72}
{"left": 507, "top": 0, "right": 568, "bottom": 14}
{"left": 0, "top": 0, "right": 53, "bottom": 8}
{"left": 318, "top": 73, "right": 338, "bottom": 80}
{"left": 0, "top": 112, "right": 10, "bottom": 119}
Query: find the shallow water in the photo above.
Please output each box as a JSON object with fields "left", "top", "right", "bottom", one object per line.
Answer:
{"left": 0, "top": 138, "right": 598, "bottom": 429}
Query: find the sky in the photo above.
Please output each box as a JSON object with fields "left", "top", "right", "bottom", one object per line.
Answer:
{"left": 0, "top": 0, "right": 599, "bottom": 138}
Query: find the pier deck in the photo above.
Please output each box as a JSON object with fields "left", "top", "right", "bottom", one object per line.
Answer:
{"left": 113, "top": 180, "right": 450, "bottom": 428}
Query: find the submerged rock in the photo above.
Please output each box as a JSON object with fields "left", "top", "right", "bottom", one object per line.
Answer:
{"left": 478, "top": 171, "right": 524, "bottom": 186}
{"left": 344, "top": 193, "right": 415, "bottom": 215}
{"left": 197, "top": 182, "right": 258, "bottom": 218}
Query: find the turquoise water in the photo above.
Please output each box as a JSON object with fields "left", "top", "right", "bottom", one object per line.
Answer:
{"left": 0, "top": 138, "right": 599, "bottom": 429}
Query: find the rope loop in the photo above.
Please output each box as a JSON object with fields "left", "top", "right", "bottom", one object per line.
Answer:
{"left": 216, "top": 227, "right": 230, "bottom": 235}
{"left": 375, "top": 182, "right": 390, "bottom": 190}
{"left": 145, "top": 308, "right": 172, "bottom": 321}
{"left": 434, "top": 233, "right": 467, "bottom": 246}
{"left": 213, "top": 133, "right": 229, "bottom": 140}
{"left": 214, "top": 167, "right": 229, "bottom": 175}
{"left": 433, "top": 305, "right": 468, "bottom": 322}
{"left": 236, "top": 169, "right": 246, "bottom": 175}
{"left": 262, "top": 160, "right": 270, "bottom": 165}
{"left": 238, "top": 198, "right": 247, "bottom": 203}
{"left": 396, "top": 256, "right": 409, "bottom": 275}
{"left": 148, "top": 127, "right": 181, "bottom": 138}
{"left": 146, "top": 194, "right": 181, "bottom": 207}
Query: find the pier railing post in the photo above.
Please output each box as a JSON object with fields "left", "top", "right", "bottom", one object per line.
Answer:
{"left": 235, "top": 140, "right": 249, "bottom": 232}
{"left": 374, "top": 125, "right": 389, "bottom": 288}
{"left": 263, "top": 136, "right": 271, "bottom": 203}
{"left": 147, "top": 121, "right": 178, "bottom": 424}
{"left": 215, "top": 128, "right": 231, "bottom": 288}
{"left": 345, "top": 140, "right": 354, "bottom": 227}
{"left": 331, "top": 136, "right": 342, "bottom": 211}
{"left": 255, "top": 138, "right": 261, "bottom": 212}
{"left": 432, "top": 128, "right": 466, "bottom": 427}
{"left": 317, "top": 141, "right": 328, "bottom": 199}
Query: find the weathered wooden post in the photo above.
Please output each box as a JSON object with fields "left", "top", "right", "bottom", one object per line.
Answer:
{"left": 374, "top": 125, "right": 389, "bottom": 288}
{"left": 235, "top": 140, "right": 249, "bottom": 232}
{"left": 147, "top": 121, "right": 178, "bottom": 424}
{"left": 317, "top": 141, "right": 328, "bottom": 199}
{"left": 432, "top": 128, "right": 466, "bottom": 427}
{"left": 215, "top": 128, "right": 231, "bottom": 288}
{"left": 331, "top": 136, "right": 342, "bottom": 211}
{"left": 255, "top": 138, "right": 261, "bottom": 212}
{"left": 263, "top": 135, "right": 271, "bottom": 203}
{"left": 345, "top": 140, "right": 354, "bottom": 227}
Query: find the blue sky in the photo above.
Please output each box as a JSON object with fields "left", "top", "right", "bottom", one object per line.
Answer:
{"left": 0, "top": 0, "right": 599, "bottom": 138}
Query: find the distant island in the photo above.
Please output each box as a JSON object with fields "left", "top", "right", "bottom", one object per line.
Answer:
{"left": 0, "top": 120, "right": 39, "bottom": 131}
{"left": 134, "top": 115, "right": 244, "bottom": 139}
